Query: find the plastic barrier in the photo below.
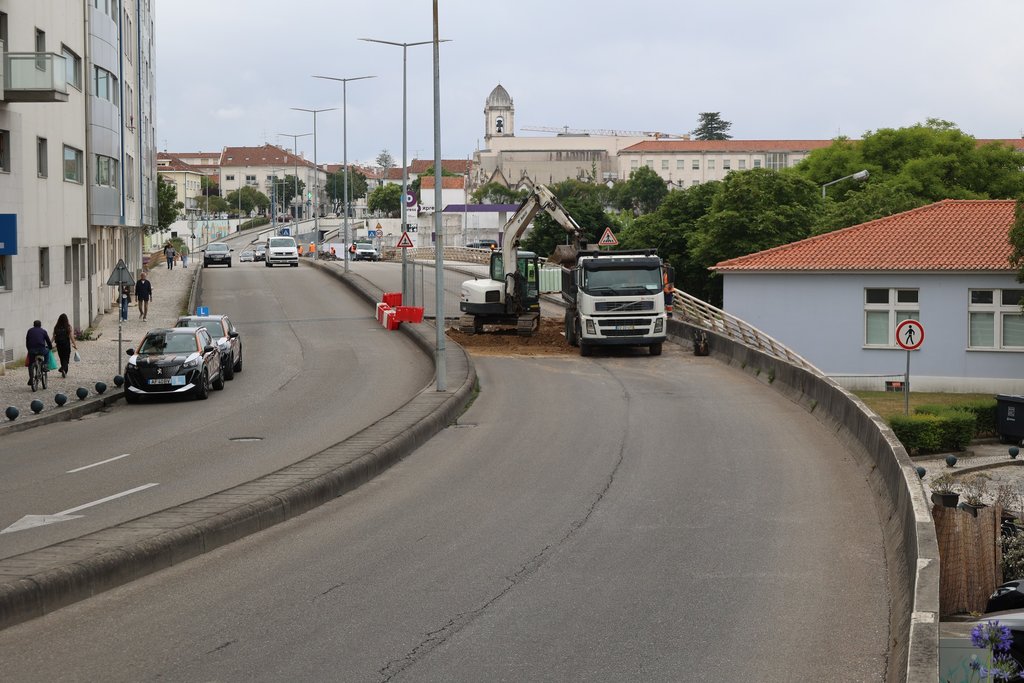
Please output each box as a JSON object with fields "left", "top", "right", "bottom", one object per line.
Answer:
{"left": 382, "top": 292, "right": 402, "bottom": 308}
{"left": 394, "top": 306, "right": 424, "bottom": 324}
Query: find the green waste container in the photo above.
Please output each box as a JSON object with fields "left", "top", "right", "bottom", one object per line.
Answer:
{"left": 996, "top": 394, "right": 1024, "bottom": 444}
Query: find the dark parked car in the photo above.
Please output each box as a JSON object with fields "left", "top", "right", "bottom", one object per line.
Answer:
{"left": 990, "top": 580, "right": 1024, "bottom": 613}
{"left": 175, "top": 314, "right": 242, "bottom": 380}
{"left": 123, "top": 327, "right": 224, "bottom": 403}
{"left": 203, "top": 242, "right": 233, "bottom": 267}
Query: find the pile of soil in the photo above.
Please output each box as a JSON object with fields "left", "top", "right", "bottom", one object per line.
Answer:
{"left": 447, "top": 317, "right": 573, "bottom": 356}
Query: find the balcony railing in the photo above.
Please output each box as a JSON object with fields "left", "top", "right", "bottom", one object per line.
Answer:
{"left": 3, "top": 52, "right": 69, "bottom": 103}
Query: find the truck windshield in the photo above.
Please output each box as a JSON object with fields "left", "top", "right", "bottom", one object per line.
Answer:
{"left": 269, "top": 238, "right": 294, "bottom": 249}
{"left": 581, "top": 267, "right": 661, "bottom": 295}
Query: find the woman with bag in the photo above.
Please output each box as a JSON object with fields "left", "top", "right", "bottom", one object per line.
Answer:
{"left": 52, "top": 313, "right": 77, "bottom": 378}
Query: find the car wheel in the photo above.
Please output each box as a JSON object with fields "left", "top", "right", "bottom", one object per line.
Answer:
{"left": 233, "top": 349, "right": 242, "bottom": 373}
{"left": 223, "top": 355, "right": 235, "bottom": 380}
{"left": 228, "top": 262, "right": 232, "bottom": 268}
{"left": 212, "top": 370, "right": 225, "bottom": 391}
{"left": 265, "top": 261, "right": 271, "bottom": 267}
{"left": 196, "top": 369, "right": 210, "bottom": 400}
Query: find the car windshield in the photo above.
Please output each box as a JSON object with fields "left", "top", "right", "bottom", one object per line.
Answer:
{"left": 207, "top": 244, "right": 229, "bottom": 253}
{"left": 357, "top": 243, "right": 373, "bottom": 249}
{"left": 177, "top": 319, "right": 226, "bottom": 338}
{"left": 269, "top": 238, "right": 293, "bottom": 248}
{"left": 138, "top": 332, "right": 199, "bottom": 355}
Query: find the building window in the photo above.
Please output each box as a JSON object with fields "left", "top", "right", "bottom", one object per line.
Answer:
{"left": 739, "top": 159, "right": 747, "bottom": 170}
{"left": 661, "top": 159, "right": 669, "bottom": 170}
{"left": 723, "top": 159, "right": 731, "bottom": 170}
{"left": 864, "top": 288, "right": 919, "bottom": 347}
{"left": 0, "top": 255, "right": 10, "bottom": 290}
{"left": 96, "top": 154, "right": 119, "bottom": 188}
{"left": 753, "top": 159, "right": 762, "bottom": 169}
{"left": 63, "top": 145, "right": 84, "bottom": 183}
{"left": 969, "top": 289, "right": 1024, "bottom": 350}
{"left": 64, "top": 246, "right": 73, "bottom": 283}
{"left": 37, "top": 138, "right": 47, "bottom": 177}
{"left": 0, "top": 13, "right": 8, "bottom": 54}
{"left": 62, "top": 45, "right": 82, "bottom": 90}
{"left": 246, "top": 174, "right": 256, "bottom": 184}
{"left": 39, "top": 247, "right": 50, "bottom": 287}
{"left": 630, "top": 159, "right": 638, "bottom": 169}
{"left": 644, "top": 161, "right": 653, "bottom": 169}
{"left": 765, "top": 152, "right": 788, "bottom": 170}
{"left": 692, "top": 159, "right": 699, "bottom": 170}
{"left": 225, "top": 174, "right": 235, "bottom": 181}
{"left": 35, "top": 28, "right": 45, "bottom": 70}
{"left": 691, "top": 179, "right": 699, "bottom": 186}
{"left": 93, "top": 66, "right": 119, "bottom": 105}
{"left": 126, "top": 154, "right": 135, "bottom": 199}
{"left": 707, "top": 159, "right": 716, "bottom": 171}
{"left": 0, "top": 130, "right": 10, "bottom": 172}
{"left": 676, "top": 159, "right": 684, "bottom": 170}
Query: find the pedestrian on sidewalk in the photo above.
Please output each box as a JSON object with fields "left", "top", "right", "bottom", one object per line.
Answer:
{"left": 181, "top": 249, "right": 189, "bottom": 269}
{"left": 52, "top": 313, "right": 77, "bottom": 378}
{"left": 135, "top": 270, "right": 152, "bottom": 321}
{"left": 120, "top": 284, "right": 131, "bottom": 321}
{"left": 164, "top": 242, "right": 176, "bottom": 270}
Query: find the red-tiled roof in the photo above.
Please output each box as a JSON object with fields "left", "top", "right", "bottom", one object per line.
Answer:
{"left": 408, "top": 158, "right": 470, "bottom": 174}
{"left": 714, "top": 199, "right": 1017, "bottom": 273}
{"left": 622, "top": 140, "right": 836, "bottom": 153}
{"left": 420, "top": 175, "right": 465, "bottom": 190}
{"left": 220, "top": 144, "right": 314, "bottom": 169}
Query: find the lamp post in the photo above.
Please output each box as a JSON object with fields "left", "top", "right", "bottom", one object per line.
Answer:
{"left": 431, "top": 0, "right": 446, "bottom": 391}
{"left": 360, "top": 38, "right": 446, "bottom": 300}
{"left": 277, "top": 132, "right": 311, "bottom": 225}
{"left": 312, "top": 74, "right": 376, "bottom": 274}
{"left": 821, "top": 169, "right": 869, "bottom": 198}
{"left": 291, "top": 108, "right": 336, "bottom": 260}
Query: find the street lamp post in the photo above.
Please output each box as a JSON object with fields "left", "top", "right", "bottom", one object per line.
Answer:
{"left": 277, "top": 132, "right": 311, "bottom": 225}
{"left": 432, "top": 0, "right": 446, "bottom": 391}
{"left": 821, "top": 169, "right": 870, "bottom": 198}
{"left": 312, "top": 74, "right": 376, "bottom": 274}
{"left": 359, "top": 38, "right": 446, "bottom": 301}
{"left": 291, "top": 108, "right": 336, "bottom": 260}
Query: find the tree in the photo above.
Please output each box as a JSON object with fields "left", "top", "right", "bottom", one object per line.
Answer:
{"left": 156, "top": 176, "right": 183, "bottom": 234}
{"left": 367, "top": 184, "right": 402, "bottom": 217}
{"left": 613, "top": 165, "right": 669, "bottom": 215}
{"left": 326, "top": 169, "right": 367, "bottom": 213}
{"left": 813, "top": 182, "right": 924, "bottom": 235}
{"left": 270, "top": 175, "right": 304, "bottom": 213}
{"left": 691, "top": 112, "right": 732, "bottom": 141}
{"left": 1009, "top": 199, "right": 1024, "bottom": 285}
{"left": 224, "top": 186, "right": 270, "bottom": 216}
{"left": 376, "top": 150, "right": 395, "bottom": 177}
{"left": 520, "top": 180, "right": 621, "bottom": 258}
{"left": 471, "top": 182, "right": 524, "bottom": 204}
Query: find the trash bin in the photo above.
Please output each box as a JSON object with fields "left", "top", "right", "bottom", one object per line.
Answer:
{"left": 996, "top": 395, "right": 1024, "bottom": 444}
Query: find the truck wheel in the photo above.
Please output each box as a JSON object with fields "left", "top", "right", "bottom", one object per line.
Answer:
{"left": 580, "top": 343, "right": 592, "bottom": 357}
{"left": 649, "top": 343, "right": 663, "bottom": 356}
{"left": 565, "top": 312, "right": 578, "bottom": 346}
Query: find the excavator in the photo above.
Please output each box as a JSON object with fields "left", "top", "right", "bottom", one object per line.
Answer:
{"left": 458, "top": 184, "right": 584, "bottom": 336}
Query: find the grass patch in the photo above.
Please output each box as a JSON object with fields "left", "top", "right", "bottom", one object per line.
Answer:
{"left": 853, "top": 391, "right": 994, "bottom": 422}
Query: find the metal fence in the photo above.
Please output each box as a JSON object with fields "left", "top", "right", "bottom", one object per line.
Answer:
{"left": 402, "top": 261, "right": 479, "bottom": 321}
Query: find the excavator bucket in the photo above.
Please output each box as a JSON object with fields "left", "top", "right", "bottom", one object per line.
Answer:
{"left": 549, "top": 244, "right": 579, "bottom": 267}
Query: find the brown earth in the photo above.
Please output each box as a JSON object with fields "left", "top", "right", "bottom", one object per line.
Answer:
{"left": 446, "top": 317, "right": 574, "bottom": 356}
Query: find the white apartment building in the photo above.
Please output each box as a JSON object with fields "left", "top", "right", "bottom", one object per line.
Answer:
{"left": 219, "top": 144, "right": 327, "bottom": 220}
{"left": 0, "top": 0, "right": 157, "bottom": 365}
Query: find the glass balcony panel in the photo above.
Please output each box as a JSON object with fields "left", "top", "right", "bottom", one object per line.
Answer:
{"left": 3, "top": 53, "right": 69, "bottom": 102}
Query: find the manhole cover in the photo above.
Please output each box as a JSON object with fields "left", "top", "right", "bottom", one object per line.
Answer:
{"left": 230, "top": 437, "right": 264, "bottom": 442}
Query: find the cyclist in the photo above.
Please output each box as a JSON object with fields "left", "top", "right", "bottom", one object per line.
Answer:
{"left": 26, "top": 320, "right": 53, "bottom": 386}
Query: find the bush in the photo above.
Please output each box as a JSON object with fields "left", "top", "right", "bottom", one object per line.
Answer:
{"left": 1005, "top": 531, "right": 1024, "bottom": 582}
{"left": 890, "top": 410, "right": 976, "bottom": 453}
{"left": 955, "top": 399, "right": 998, "bottom": 437}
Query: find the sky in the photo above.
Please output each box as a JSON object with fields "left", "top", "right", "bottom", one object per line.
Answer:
{"left": 154, "top": 0, "right": 1024, "bottom": 166}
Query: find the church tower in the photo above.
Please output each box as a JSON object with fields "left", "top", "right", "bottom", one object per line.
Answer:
{"left": 484, "top": 84, "right": 514, "bottom": 141}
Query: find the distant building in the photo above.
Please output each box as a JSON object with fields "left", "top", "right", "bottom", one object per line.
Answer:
{"left": 218, "top": 144, "right": 326, "bottom": 219}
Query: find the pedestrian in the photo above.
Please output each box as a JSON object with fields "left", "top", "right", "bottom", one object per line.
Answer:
{"left": 180, "top": 249, "right": 188, "bottom": 269}
{"left": 25, "top": 320, "right": 53, "bottom": 386}
{"left": 135, "top": 270, "right": 152, "bottom": 321}
{"left": 164, "top": 242, "right": 176, "bottom": 270}
{"left": 120, "top": 283, "right": 131, "bottom": 321}
{"left": 52, "top": 313, "right": 77, "bottom": 378}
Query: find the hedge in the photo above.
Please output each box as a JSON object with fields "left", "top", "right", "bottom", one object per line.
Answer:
{"left": 890, "top": 410, "right": 976, "bottom": 453}
{"left": 915, "top": 399, "right": 998, "bottom": 439}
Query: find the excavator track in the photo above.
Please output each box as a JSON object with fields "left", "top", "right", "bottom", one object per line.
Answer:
{"left": 458, "top": 314, "right": 481, "bottom": 335}
{"left": 517, "top": 313, "right": 540, "bottom": 337}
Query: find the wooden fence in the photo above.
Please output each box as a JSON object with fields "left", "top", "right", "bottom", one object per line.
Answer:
{"left": 934, "top": 504, "right": 1003, "bottom": 616}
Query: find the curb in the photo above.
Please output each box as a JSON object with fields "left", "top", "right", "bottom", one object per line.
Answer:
{"left": 0, "top": 260, "right": 475, "bottom": 631}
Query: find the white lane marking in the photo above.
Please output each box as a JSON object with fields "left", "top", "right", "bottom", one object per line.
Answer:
{"left": 67, "top": 453, "right": 131, "bottom": 473}
{"left": 1, "top": 483, "right": 160, "bottom": 534}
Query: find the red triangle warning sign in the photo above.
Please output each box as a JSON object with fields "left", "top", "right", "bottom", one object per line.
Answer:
{"left": 598, "top": 227, "right": 618, "bottom": 246}
{"left": 396, "top": 232, "right": 415, "bottom": 248}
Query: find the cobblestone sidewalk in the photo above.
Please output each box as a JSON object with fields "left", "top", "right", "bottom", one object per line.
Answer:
{"left": 0, "top": 263, "right": 196, "bottom": 415}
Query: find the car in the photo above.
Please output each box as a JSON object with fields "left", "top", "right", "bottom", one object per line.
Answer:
{"left": 203, "top": 242, "right": 233, "bottom": 267}
{"left": 266, "top": 236, "right": 299, "bottom": 267}
{"left": 175, "top": 314, "right": 243, "bottom": 380}
{"left": 122, "top": 327, "right": 225, "bottom": 403}
{"left": 254, "top": 244, "right": 266, "bottom": 262}
{"left": 466, "top": 240, "right": 498, "bottom": 250}
{"left": 239, "top": 250, "right": 255, "bottom": 262}
{"left": 352, "top": 242, "right": 379, "bottom": 261}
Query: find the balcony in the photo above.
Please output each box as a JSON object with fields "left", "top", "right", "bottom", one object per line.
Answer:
{"left": 2, "top": 52, "right": 69, "bottom": 103}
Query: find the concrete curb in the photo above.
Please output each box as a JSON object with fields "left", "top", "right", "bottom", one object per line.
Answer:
{"left": 667, "top": 319, "right": 938, "bottom": 683}
{"left": 0, "top": 261, "right": 475, "bottom": 631}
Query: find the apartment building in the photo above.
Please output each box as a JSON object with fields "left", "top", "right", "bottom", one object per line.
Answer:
{"left": 0, "top": 0, "right": 157, "bottom": 365}
{"left": 219, "top": 144, "right": 326, "bottom": 219}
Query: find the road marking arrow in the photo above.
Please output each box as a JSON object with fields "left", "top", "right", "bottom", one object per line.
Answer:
{"left": 1, "top": 483, "right": 159, "bottom": 534}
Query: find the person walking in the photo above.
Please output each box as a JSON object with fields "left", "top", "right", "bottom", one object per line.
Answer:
{"left": 164, "top": 242, "right": 176, "bottom": 270}
{"left": 135, "top": 270, "right": 152, "bottom": 321}
{"left": 52, "top": 313, "right": 77, "bottom": 378}
{"left": 180, "top": 248, "right": 188, "bottom": 269}
{"left": 120, "top": 283, "right": 131, "bottom": 321}
{"left": 25, "top": 320, "right": 53, "bottom": 386}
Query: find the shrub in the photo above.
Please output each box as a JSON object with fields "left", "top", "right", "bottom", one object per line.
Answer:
{"left": 890, "top": 410, "right": 976, "bottom": 453}
{"left": 955, "top": 399, "right": 998, "bottom": 438}
{"left": 1005, "top": 532, "right": 1024, "bottom": 582}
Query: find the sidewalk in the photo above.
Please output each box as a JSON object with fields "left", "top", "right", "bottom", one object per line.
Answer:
{"left": 0, "top": 262, "right": 196, "bottom": 416}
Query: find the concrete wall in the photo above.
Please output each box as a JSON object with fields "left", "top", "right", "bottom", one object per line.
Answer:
{"left": 667, "top": 318, "right": 939, "bottom": 683}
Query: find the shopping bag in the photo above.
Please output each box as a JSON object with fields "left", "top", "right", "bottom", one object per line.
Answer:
{"left": 47, "top": 350, "right": 59, "bottom": 371}
{"left": 74, "top": 349, "right": 81, "bottom": 362}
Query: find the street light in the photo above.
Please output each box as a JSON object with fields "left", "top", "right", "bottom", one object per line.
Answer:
{"left": 821, "top": 169, "right": 869, "bottom": 198}
{"left": 291, "top": 107, "right": 336, "bottom": 260}
{"left": 276, "top": 132, "right": 311, "bottom": 224}
{"left": 431, "top": 0, "right": 446, "bottom": 392}
{"left": 312, "top": 74, "right": 376, "bottom": 274}
{"left": 360, "top": 37, "right": 448, "bottom": 300}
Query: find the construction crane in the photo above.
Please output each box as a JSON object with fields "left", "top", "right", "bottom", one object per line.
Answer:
{"left": 521, "top": 125, "right": 690, "bottom": 140}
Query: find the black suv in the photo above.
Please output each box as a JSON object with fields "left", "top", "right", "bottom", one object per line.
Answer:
{"left": 176, "top": 314, "right": 243, "bottom": 380}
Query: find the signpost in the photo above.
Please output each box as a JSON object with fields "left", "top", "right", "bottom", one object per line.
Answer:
{"left": 106, "top": 259, "right": 136, "bottom": 371}
{"left": 598, "top": 227, "right": 618, "bottom": 247}
{"left": 895, "top": 319, "right": 925, "bottom": 415}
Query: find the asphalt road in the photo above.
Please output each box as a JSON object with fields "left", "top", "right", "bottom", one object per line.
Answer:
{"left": 0, "top": 345, "right": 890, "bottom": 681}
{"left": 0, "top": 260, "right": 433, "bottom": 558}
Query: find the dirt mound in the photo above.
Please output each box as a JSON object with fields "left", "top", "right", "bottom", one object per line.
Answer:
{"left": 447, "top": 317, "right": 573, "bottom": 356}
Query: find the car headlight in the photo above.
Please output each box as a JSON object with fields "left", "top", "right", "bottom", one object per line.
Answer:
{"left": 182, "top": 357, "right": 201, "bottom": 369}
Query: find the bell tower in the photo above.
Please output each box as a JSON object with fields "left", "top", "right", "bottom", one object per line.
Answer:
{"left": 484, "top": 84, "right": 514, "bottom": 141}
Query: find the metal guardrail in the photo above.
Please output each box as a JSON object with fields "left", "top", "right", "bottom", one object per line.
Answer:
{"left": 381, "top": 246, "right": 492, "bottom": 265}
{"left": 671, "top": 288, "right": 824, "bottom": 375}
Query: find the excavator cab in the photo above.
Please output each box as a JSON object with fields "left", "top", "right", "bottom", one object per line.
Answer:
{"left": 489, "top": 251, "right": 540, "bottom": 310}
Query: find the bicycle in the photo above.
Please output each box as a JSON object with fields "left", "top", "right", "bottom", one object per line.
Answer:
{"left": 29, "top": 352, "right": 49, "bottom": 392}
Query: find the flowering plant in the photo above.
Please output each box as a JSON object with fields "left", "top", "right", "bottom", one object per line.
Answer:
{"left": 951, "top": 620, "right": 1021, "bottom": 681}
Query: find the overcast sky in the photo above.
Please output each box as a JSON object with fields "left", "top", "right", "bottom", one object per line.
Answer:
{"left": 155, "top": 0, "right": 1024, "bottom": 166}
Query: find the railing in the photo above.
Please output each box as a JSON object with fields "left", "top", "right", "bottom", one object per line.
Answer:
{"left": 3, "top": 52, "right": 68, "bottom": 102}
{"left": 671, "top": 288, "right": 823, "bottom": 375}
{"left": 381, "top": 245, "right": 491, "bottom": 265}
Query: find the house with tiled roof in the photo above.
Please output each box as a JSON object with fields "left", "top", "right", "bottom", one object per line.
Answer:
{"left": 156, "top": 153, "right": 205, "bottom": 219}
{"left": 219, "top": 144, "right": 326, "bottom": 219}
{"left": 418, "top": 175, "right": 467, "bottom": 214}
{"left": 713, "top": 199, "right": 1024, "bottom": 393}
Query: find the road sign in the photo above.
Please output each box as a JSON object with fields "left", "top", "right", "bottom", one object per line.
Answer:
{"left": 105, "top": 259, "right": 135, "bottom": 287}
{"left": 396, "top": 232, "right": 414, "bottom": 248}
{"left": 196, "top": 306, "right": 210, "bottom": 316}
{"left": 598, "top": 227, "right": 618, "bottom": 246}
{"left": 405, "top": 192, "right": 417, "bottom": 208}
{"left": 896, "top": 319, "right": 924, "bottom": 350}
{"left": 279, "top": 228, "right": 290, "bottom": 236}
{"left": 368, "top": 230, "right": 378, "bottom": 238}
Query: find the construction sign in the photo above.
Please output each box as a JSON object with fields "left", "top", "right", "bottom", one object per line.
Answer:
{"left": 396, "top": 232, "right": 414, "bottom": 248}
{"left": 598, "top": 227, "right": 618, "bottom": 246}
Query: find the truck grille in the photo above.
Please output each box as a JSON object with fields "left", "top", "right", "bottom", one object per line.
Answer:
{"left": 595, "top": 300, "right": 653, "bottom": 312}
{"left": 597, "top": 318, "right": 650, "bottom": 327}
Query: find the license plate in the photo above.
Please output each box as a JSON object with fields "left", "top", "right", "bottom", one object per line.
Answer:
{"left": 148, "top": 378, "right": 171, "bottom": 385}
{"left": 615, "top": 325, "right": 637, "bottom": 330}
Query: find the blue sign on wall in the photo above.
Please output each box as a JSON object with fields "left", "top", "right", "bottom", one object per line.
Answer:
{"left": 0, "top": 214, "right": 17, "bottom": 255}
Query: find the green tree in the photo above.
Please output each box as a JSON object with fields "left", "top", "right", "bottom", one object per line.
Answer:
{"left": 520, "top": 180, "right": 620, "bottom": 258}
{"left": 270, "top": 175, "right": 304, "bottom": 213}
{"left": 367, "top": 183, "right": 402, "bottom": 217}
{"left": 1008, "top": 199, "right": 1024, "bottom": 286}
{"left": 814, "top": 182, "right": 924, "bottom": 235}
{"left": 613, "top": 165, "right": 669, "bottom": 215}
{"left": 224, "top": 186, "right": 270, "bottom": 216}
{"left": 156, "top": 176, "right": 183, "bottom": 234}
{"left": 471, "top": 182, "right": 524, "bottom": 204}
{"left": 691, "top": 112, "right": 732, "bottom": 141}
{"left": 326, "top": 170, "right": 367, "bottom": 213}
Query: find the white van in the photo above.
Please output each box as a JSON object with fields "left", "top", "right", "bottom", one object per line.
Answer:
{"left": 266, "top": 236, "right": 299, "bottom": 267}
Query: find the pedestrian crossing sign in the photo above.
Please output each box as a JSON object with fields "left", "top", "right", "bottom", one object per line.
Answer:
{"left": 598, "top": 227, "right": 618, "bottom": 246}
{"left": 396, "top": 232, "right": 414, "bottom": 248}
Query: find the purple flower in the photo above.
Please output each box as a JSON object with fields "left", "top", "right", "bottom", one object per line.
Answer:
{"left": 984, "top": 653, "right": 1020, "bottom": 681}
{"left": 971, "top": 620, "right": 1014, "bottom": 652}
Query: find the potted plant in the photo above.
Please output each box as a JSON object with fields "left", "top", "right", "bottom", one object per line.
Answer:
{"left": 959, "top": 475, "right": 990, "bottom": 517}
{"left": 930, "top": 473, "right": 960, "bottom": 508}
